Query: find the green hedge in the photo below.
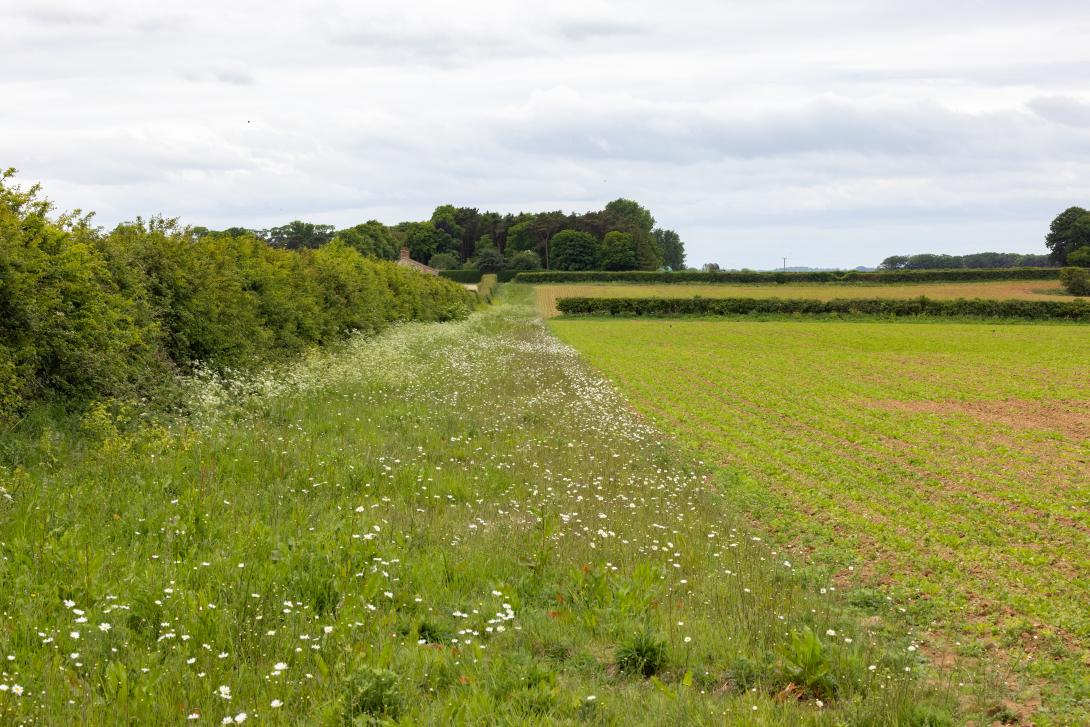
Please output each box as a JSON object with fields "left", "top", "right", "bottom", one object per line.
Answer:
{"left": 517, "top": 268, "right": 1059, "bottom": 284}
{"left": 441, "top": 269, "right": 520, "bottom": 283}
{"left": 476, "top": 274, "right": 499, "bottom": 303}
{"left": 0, "top": 172, "right": 475, "bottom": 418}
{"left": 555, "top": 296, "right": 1090, "bottom": 321}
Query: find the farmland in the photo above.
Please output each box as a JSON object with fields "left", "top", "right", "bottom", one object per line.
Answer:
{"left": 0, "top": 290, "right": 955, "bottom": 725}
{"left": 534, "top": 280, "right": 1074, "bottom": 317}
{"left": 549, "top": 314, "right": 1090, "bottom": 723}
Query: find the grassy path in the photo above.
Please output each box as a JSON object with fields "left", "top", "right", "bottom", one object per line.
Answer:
{"left": 0, "top": 289, "right": 955, "bottom": 724}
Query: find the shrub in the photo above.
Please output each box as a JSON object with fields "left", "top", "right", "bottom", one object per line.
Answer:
{"left": 555, "top": 296, "right": 1090, "bottom": 321}
{"left": 508, "top": 250, "right": 542, "bottom": 270}
{"left": 615, "top": 630, "right": 667, "bottom": 677}
{"left": 1060, "top": 266, "right": 1090, "bottom": 295}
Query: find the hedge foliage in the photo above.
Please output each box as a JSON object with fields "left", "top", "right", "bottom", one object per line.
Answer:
{"left": 516, "top": 268, "right": 1060, "bottom": 284}
{"left": 0, "top": 171, "right": 474, "bottom": 418}
{"left": 1060, "top": 267, "right": 1090, "bottom": 295}
{"left": 476, "top": 274, "right": 499, "bottom": 304}
{"left": 440, "top": 269, "right": 519, "bottom": 284}
{"left": 555, "top": 296, "right": 1090, "bottom": 321}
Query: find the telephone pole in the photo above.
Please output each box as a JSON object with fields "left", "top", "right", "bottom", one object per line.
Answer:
{"left": 782, "top": 257, "right": 788, "bottom": 271}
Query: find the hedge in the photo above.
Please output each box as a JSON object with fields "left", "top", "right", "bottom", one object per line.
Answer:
{"left": 0, "top": 173, "right": 476, "bottom": 418}
{"left": 555, "top": 296, "right": 1090, "bottom": 321}
{"left": 476, "top": 274, "right": 499, "bottom": 303}
{"left": 516, "top": 268, "right": 1060, "bottom": 284}
{"left": 441, "top": 269, "right": 520, "bottom": 283}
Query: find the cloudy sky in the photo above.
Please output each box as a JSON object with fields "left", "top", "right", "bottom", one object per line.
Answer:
{"left": 3, "top": 0, "right": 1089, "bottom": 268}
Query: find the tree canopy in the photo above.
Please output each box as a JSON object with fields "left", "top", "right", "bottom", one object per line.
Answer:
{"left": 1045, "top": 206, "right": 1090, "bottom": 265}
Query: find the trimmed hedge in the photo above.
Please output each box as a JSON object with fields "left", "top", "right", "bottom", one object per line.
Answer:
{"left": 555, "top": 296, "right": 1090, "bottom": 321}
{"left": 516, "top": 268, "right": 1060, "bottom": 284}
{"left": 441, "top": 269, "right": 520, "bottom": 283}
{"left": 476, "top": 274, "right": 499, "bottom": 303}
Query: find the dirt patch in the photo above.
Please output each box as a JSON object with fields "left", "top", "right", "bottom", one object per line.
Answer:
{"left": 865, "top": 398, "right": 1090, "bottom": 441}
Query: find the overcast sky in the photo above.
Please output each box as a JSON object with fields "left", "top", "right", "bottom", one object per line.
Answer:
{"left": 3, "top": 0, "right": 1089, "bottom": 268}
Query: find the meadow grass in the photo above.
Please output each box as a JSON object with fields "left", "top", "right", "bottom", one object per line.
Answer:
{"left": 0, "top": 288, "right": 959, "bottom": 724}
{"left": 549, "top": 312, "right": 1090, "bottom": 725}
{"left": 533, "top": 281, "right": 1075, "bottom": 317}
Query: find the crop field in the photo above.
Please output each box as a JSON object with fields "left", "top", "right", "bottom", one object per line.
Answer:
{"left": 549, "top": 316, "right": 1090, "bottom": 724}
{"left": 0, "top": 290, "right": 958, "bottom": 725}
{"left": 534, "top": 280, "right": 1074, "bottom": 317}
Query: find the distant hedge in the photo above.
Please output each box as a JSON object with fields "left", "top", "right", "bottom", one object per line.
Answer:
{"left": 517, "top": 268, "right": 1060, "bottom": 284}
{"left": 476, "top": 274, "right": 499, "bottom": 303}
{"left": 0, "top": 171, "right": 475, "bottom": 418}
{"left": 555, "top": 296, "right": 1090, "bottom": 321}
{"left": 440, "top": 269, "right": 519, "bottom": 283}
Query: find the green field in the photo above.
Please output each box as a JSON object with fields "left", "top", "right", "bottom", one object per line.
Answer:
{"left": 0, "top": 291, "right": 958, "bottom": 725}
{"left": 549, "top": 314, "right": 1090, "bottom": 723}
{"left": 535, "top": 280, "right": 1074, "bottom": 317}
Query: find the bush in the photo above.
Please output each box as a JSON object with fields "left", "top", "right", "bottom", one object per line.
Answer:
{"left": 516, "top": 268, "right": 1060, "bottom": 284}
{"left": 1060, "top": 266, "right": 1090, "bottom": 295}
{"left": 508, "top": 250, "right": 542, "bottom": 271}
{"left": 555, "top": 295, "right": 1090, "bottom": 321}
{"left": 428, "top": 252, "right": 459, "bottom": 270}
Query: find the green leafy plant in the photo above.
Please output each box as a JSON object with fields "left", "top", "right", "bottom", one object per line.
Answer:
{"left": 615, "top": 629, "right": 667, "bottom": 677}
{"left": 343, "top": 666, "right": 402, "bottom": 721}
{"left": 777, "top": 627, "right": 837, "bottom": 699}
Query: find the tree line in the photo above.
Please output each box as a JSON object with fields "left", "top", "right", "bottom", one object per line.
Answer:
{"left": 878, "top": 252, "right": 1054, "bottom": 270}
{"left": 199, "top": 198, "right": 686, "bottom": 273}
{"left": 0, "top": 170, "right": 473, "bottom": 420}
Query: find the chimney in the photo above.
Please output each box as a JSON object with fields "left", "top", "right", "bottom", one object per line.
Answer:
{"left": 400, "top": 247, "right": 411, "bottom": 261}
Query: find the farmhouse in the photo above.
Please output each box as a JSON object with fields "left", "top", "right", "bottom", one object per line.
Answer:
{"left": 397, "top": 246, "right": 438, "bottom": 275}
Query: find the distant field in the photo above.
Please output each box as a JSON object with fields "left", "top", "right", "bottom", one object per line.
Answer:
{"left": 550, "top": 317, "right": 1090, "bottom": 722}
{"left": 535, "top": 280, "right": 1073, "bottom": 317}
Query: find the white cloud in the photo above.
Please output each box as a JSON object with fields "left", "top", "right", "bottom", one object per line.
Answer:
{"left": 2, "top": 0, "right": 1089, "bottom": 267}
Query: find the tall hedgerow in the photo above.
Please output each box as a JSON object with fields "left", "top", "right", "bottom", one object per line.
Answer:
{"left": 0, "top": 170, "right": 473, "bottom": 420}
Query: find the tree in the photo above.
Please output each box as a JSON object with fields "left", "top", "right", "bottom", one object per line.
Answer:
{"left": 654, "top": 228, "right": 685, "bottom": 270}
{"left": 1045, "top": 206, "right": 1090, "bottom": 264}
{"left": 334, "top": 221, "right": 399, "bottom": 260}
{"left": 397, "top": 221, "right": 457, "bottom": 262}
{"left": 603, "top": 198, "right": 655, "bottom": 235}
{"left": 599, "top": 230, "right": 637, "bottom": 270}
{"left": 475, "top": 247, "right": 505, "bottom": 273}
{"left": 549, "top": 230, "right": 599, "bottom": 270}
{"left": 428, "top": 252, "right": 459, "bottom": 270}
{"left": 264, "top": 221, "right": 335, "bottom": 250}
{"left": 1068, "top": 246, "right": 1090, "bottom": 267}
{"left": 879, "top": 255, "right": 910, "bottom": 270}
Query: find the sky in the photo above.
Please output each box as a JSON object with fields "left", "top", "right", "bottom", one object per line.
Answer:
{"left": 2, "top": 0, "right": 1090, "bottom": 269}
